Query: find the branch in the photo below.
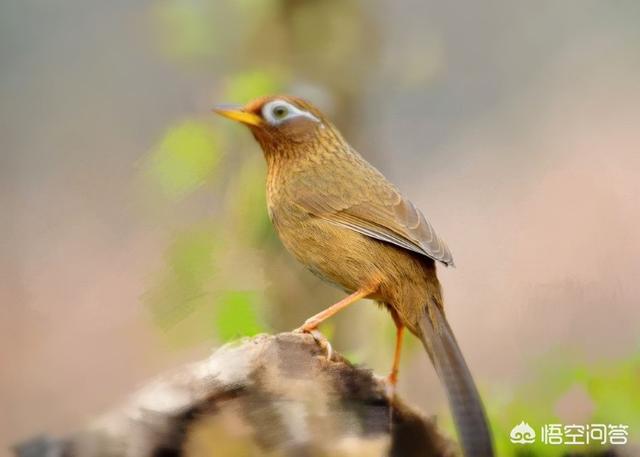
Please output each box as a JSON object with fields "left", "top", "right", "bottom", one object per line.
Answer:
{"left": 13, "top": 333, "right": 457, "bottom": 457}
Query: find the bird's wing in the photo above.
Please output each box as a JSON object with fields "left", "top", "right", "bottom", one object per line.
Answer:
{"left": 293, "top": 154, "right": 454, "bottom": 266}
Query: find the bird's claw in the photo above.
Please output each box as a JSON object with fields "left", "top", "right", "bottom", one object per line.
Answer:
{"left": 294, "top": 326, "right": 333, "bottom": 361}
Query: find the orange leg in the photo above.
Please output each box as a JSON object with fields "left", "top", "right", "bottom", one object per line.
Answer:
{"left": 296, "top": 286, "right": 376, "bottom": 332}
{"left": 387, "top": 309, "right": 404, "bottom": 392}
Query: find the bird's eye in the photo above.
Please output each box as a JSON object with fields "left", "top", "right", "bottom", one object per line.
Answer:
{"left": 272, "top": 105, "right": 289, "bottom": 119}
{"left": 262, "top": 100, "right": 319, "bottom": 126}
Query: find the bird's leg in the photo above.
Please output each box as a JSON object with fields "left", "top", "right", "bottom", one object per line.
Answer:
{"left": 294, "top": 285, "right": 376, "bottom": 359}
{"left": 386, "top": 308, "right": 404, "bottom": 398}
{"left": 295, "top": 286, "right": 375, "bottom": 332}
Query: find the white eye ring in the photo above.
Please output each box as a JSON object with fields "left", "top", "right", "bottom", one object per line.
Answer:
{"left": 262, "top": 100, "right": 320, "bottom": 126}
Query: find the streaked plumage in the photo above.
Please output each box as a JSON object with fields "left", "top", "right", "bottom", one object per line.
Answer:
{"left": 215, "top": 95, "right": 494, "bottom": 457}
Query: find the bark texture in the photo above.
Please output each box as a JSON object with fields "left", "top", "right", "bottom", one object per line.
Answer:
{"left": 13, "top": 333, "right": 456, "bottom": 457}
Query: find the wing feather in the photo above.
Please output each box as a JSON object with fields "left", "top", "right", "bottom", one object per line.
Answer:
{"left": 291, "top": 153, "right": 454, "bottom": 267}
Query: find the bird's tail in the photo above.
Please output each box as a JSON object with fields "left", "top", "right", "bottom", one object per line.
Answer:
{"left": 418, "top": 302, "right": 494, "bottom": 457}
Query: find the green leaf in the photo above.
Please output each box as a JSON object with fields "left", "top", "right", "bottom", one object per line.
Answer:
{"left": 215, "top": 290, "right": 266, "bottom": 341}
{"left": 148, "top": 120, "right": 221, "bottom": 199}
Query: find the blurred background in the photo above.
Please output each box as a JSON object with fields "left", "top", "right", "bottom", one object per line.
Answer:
{"left": 2, "top": 0, "right": 640, "bottom": 455}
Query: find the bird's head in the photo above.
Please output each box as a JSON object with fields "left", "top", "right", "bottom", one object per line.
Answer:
{"left": 214, "top": 95, "right": 336, "bottom": 158}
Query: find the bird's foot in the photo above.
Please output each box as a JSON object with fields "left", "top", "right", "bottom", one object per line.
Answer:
{"left": 294, "top": 325, "right": 333, "bottom": 361}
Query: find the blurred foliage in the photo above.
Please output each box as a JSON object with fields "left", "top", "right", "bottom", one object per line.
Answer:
{"left": 141, "top": 1, "right": 638, "bottom": 454}
{"left": 151, "top": 0, "right": 276, "bottom": 66}
{"left": 141, "top": 69, "right": 284, "bottom": 346}
{"left": 438, "top": 349, "right": 640, "bottom": 455}
{"left": 225, "top": 155, "right": 274, "bottom": 246}
{"left": 152, "top": 1, "right": 221, "bottom": 60}
{"left": 144, "top": 225, "right": 219, "bottom": 344}
{"left": 223, "top": 69, "right": 284, "bottom": 104}
{"left": 147, "top": 120, "right": 222, "bottom": 199}
{"left": 142, "top": 0, "right": 373, "bottom": 349}
{"left": 215, "top": 291, "right": 264, "bottom": 341}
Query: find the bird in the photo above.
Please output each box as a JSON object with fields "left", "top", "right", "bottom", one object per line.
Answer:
{"left": 214, "top": 95, "right": 494, "bottom": 457}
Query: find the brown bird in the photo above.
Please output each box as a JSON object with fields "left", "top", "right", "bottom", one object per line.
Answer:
{"left": 214, "top": 95, "right": 494, "bottom": 457}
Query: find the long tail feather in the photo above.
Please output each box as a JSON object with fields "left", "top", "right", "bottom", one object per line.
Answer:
{"left": 419, "top": 304, "right": 494, "bottom": 457}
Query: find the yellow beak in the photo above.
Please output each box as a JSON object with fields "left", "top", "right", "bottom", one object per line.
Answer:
{"left": 213, "top": 104, "right": 262, "bottom": 127}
